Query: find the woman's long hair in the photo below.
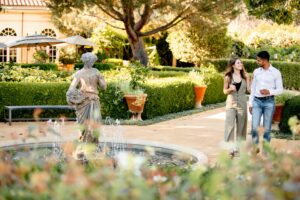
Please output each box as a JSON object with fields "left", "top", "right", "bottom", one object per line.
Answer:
{"left": 224, "top": 57, "right": 247, "bottom": 83}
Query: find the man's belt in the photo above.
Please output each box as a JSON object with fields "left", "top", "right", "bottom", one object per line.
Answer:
{"left": 255, "top": 96, "right": 274, "bottom": 100}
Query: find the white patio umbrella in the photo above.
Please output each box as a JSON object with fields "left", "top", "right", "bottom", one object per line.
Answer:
{"left": 6, "top": 34, "right": 64, "bottom": 63}
{"left": 60, "top": 35, "right": 96, "bottom": 61}
{"left": 7, "top": 34, "right": 64, "bottom": 48}
{"left": 0, "top": 43, "right": 6, "bottom": 48}
{"left": 61, "top": 35, "right": 96, "bottom": 47}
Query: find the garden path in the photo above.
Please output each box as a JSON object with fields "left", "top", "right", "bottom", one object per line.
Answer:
{"left": 0, "top": 107, "right": 299, "bottom": 166}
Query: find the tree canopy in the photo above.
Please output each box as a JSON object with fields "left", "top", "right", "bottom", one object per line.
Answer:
{"left": 46, "top": 0, "right": 195, "bottom": 65}
{"left": 46, "top": 0, "right": 241, "bottom": 66}
{"left": 244, "top": 0, "right": 300, "bottom": 24}
{"left": 167, "top": 0, "right": 240, "bottom": 65}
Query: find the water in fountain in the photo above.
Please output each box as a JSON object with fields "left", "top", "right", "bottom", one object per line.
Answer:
{"left": 3, "top": 117, "right": 202, "bottom": 167}
{"left": 99, "top": 117, "right": 126, "bottom": 156}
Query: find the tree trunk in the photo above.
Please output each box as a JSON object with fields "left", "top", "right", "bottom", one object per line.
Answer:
{"left": 128, "top": 37, "right": 149, "bottom": 66}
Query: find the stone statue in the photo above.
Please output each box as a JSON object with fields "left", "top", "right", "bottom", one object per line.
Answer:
{"left": 66, "top": 52, "right": 106, "bottom": 143}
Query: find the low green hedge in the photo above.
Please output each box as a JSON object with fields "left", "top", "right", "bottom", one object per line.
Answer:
{"left": 74, "top": 63, "right": 116, "bottom": 71}
{"left": 142, "top": 79, "right": 195, "bottom": 119}
{"left": 203, "top": 73, "right": 226, "bottom": 104}
{"left": 18, "top": 63, "right": 58, "bottom": 70}
{"left": 279, "top": 95, "right": 300, "bottom": 134}
{"left": 149, "top": 71, "right": 187, "bottom": 78}
{"left": 0, "top": 75, "right": 225, "bottom": 121}
{"left": 0, "top": 82, "right": 74, "bottom": 120}
{"left": 103, "top": 58, "right": 124, "bottom": 66}
{"left": 150, "top": 66, "right": 194, "bottom": 72}
{"left": 207, "top": 59, "right": 300, "bottom": 90}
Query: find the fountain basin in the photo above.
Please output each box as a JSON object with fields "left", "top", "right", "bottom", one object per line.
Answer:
{"left": 0, "top": 139, "right": 208, "bottom": 167}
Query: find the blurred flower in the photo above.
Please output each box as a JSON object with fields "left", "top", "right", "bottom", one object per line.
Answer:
{"left": 30, "top": 171, "right": 50, "bottom": 193}
{"left": 116, "top": 152, "right": 145, "bottom": 176}
{"left": 153, "top": 175, "right": 167, "bottom": 183}
{"left": 288, "top": 116, "right": 300, "bottom": 136}
{"left": 144, "top": 146, "right": 155, "bottom": 156}
{"left": 33, "top": 108, "right": 43, "bottom": 121}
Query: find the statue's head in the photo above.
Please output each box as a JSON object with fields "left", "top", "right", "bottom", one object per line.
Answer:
{"left": 81, "top": 52, "right": 97, "bottom": 67}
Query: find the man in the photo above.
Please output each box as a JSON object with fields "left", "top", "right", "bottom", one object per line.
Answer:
{"left": 249, "top": 51, "right": 283, "bottom": 144}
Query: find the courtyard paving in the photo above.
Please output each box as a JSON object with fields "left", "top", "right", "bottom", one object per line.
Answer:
{"left": 0, "top": 107, "right": 299, "bottom": 165}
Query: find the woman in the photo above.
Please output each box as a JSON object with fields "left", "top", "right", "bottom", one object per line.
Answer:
{"left": 223, "top": 58, "right": 250, "bottom": 155}
{"left": 66, "top": 52, "right": 106, "bottom": 143}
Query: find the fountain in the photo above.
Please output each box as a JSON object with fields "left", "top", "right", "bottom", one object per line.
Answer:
{"left": 0, "top": 118, "right": 208, "bottom": 167}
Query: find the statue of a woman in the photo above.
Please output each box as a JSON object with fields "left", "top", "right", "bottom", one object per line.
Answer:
{"left": 66, "top": 52, "right": 106, "bottom": 143}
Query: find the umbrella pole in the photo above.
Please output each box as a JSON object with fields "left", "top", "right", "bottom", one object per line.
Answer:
{"left": 26, "top": 47, "right": 29, "bottom": 64}
{"left": 76, "top": 45, "right": 78, "bottom": 62}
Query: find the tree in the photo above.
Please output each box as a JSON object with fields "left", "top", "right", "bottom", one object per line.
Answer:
{"left": 50, "top": 6, "right": 99, "bottom": 38}
{"left": 46, "top": 0, "right": 196, "bottom": 66}
{"left": 244, "top": 0, "right": 300, "bottom": 24}
{"left": 167, "top": 0, "right": 239, "bottom": 65}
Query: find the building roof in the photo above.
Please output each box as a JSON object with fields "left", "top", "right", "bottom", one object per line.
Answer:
{"left": 0, "top": 0, "right": 46, "bottom": 7}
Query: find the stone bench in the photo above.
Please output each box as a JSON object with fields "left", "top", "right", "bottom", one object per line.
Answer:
{"left": 4, "top": 105, "right": 76, "bottom": 126}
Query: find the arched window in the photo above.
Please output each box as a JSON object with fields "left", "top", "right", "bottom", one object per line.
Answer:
{"left": 41, "top": 28, "right": 56, "bottom": 37}
{"left": 0, "top": 28, "right": 17, "bottom": 63}
{"left": 0, "top": 28, "right": 17, "bottom": 36}
{"left": 41, "top": 28, "right": 57, "bottom": 62}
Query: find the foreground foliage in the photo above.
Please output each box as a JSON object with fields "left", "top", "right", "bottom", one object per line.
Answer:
{"left": 0, "top": 142, "right": 300, "bottom": 199}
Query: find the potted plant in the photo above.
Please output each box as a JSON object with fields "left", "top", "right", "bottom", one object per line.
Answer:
{"left": 273, "top": 92, "right": 295, "bottom": 123}
{"left": 59, "top": 49, "right": 76, "bottom": 71}
{"left": 189, "top": 69, "right": 207, "bottom": 108}
{"left": 117, "top": 62, "right": 149, "bottom": 120}
{"left": 33, "top": 50, "right": 49, "bottom": 63}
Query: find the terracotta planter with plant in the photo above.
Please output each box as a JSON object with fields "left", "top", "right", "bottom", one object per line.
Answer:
{"left": 194, "top": 85, "right": 207, "bottom": 108}
{"left": 59, "top": 48, "right": 76, "bottom": 71}
{"left": 273, "top": 104, "right": 284, "bottom": 123}
{"left": 124, "top": 94, "right": 148, "bottom": 120}
{"left": 117, "top": 62, "right": 149, "bottom": 120}
{"left": 189, "top": 69, "right": 207, "bottom": 108}
{"left": 273, "top": 92, "right": 295, "bottom": 123}
{"left": 66, "top": 64, "right": 75, "bottom": 71}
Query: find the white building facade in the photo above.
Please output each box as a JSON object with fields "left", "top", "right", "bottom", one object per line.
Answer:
{"left": 0, "top": 0, "right": 64, "bottom": 63}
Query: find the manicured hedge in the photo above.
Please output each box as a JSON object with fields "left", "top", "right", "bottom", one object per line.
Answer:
{"left": 149, "top": 71, "right": 187, "bottom": 78}
{"left": 142, "top": 79, "right": 195, "bottom": 119}
{"left": 207, "top": 59, "right": 300, "bottom": 90}
{"left": 202, "top": 73, "right": 226, "bottom": 105}
{"left": 150, "top": 66, "right": 194, "bottom": 72}
{"left": 279, "top": 95, "right": 300, "bottom": 134}
{"left": 74, "top": 63, "right": 116, "bottom": 71}
{"left": 103, "top": 58, "right": 124, "bottom": 66}
{"left": 0, "top": 75, "right": 225, "bottom": 121}
{"left": 0, "top": 82, "right": 73, "bottom": 120}
{"left": 19, "top": 63, "right": 58, "bottom": 70}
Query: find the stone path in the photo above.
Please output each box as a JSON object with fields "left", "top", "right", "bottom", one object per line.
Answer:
{"left": 1, "top": 107, "right": 299, "bottom": 165}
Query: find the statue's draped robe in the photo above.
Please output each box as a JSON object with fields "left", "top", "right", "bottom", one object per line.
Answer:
{"left": 66, "top": 68, "right": 106, "bottom": 143}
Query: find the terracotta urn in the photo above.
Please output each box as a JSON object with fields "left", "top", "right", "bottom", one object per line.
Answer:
{"left": 272, "top": 104, "right": 284, "bottom": 123}
{"left": 124, "top": 94, "right": 147, "bottom": 120}
{"left": 194, "top": 85, "right": 207, "bottom": 108}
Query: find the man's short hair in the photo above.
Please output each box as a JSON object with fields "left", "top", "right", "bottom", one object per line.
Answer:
{"left": 257, "top": 51, "right": 270, "bottom": 61}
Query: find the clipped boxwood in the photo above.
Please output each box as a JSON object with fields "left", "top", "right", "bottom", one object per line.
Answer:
{"left": 103, "top": 58, "right": 124, "bottom": 66}
{"left": 0, "top": 82, "right": 73, "bottom": 120}
{"left": 74, "top": 63, "right": 116, "bottom": 71}
{"left": 19, "top": 63, "right": 58, "bottom": 70}
{"left": 142, "top": 79, "right": 195, "bottom": 119}
{"left": 202, "top": 73, "right": 226, "bottom": 105}
{"left": 207, "top": 59, "right": 300, "bottom": 90}
{"left": 279, "top": 95, "right": 300, "bottom": 134}
{"left": 149, "top": 71, "right": 187, "bottom": 78}
{"left": 0, "top": 75, "right": 226, "bottom": 121}
{"left": 150, "top": 66, "right": 194, "bottom": 72}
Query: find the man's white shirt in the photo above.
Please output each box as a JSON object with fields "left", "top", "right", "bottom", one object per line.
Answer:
{"left": 249, "top": 65, "right": 283, "bottom": 107}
